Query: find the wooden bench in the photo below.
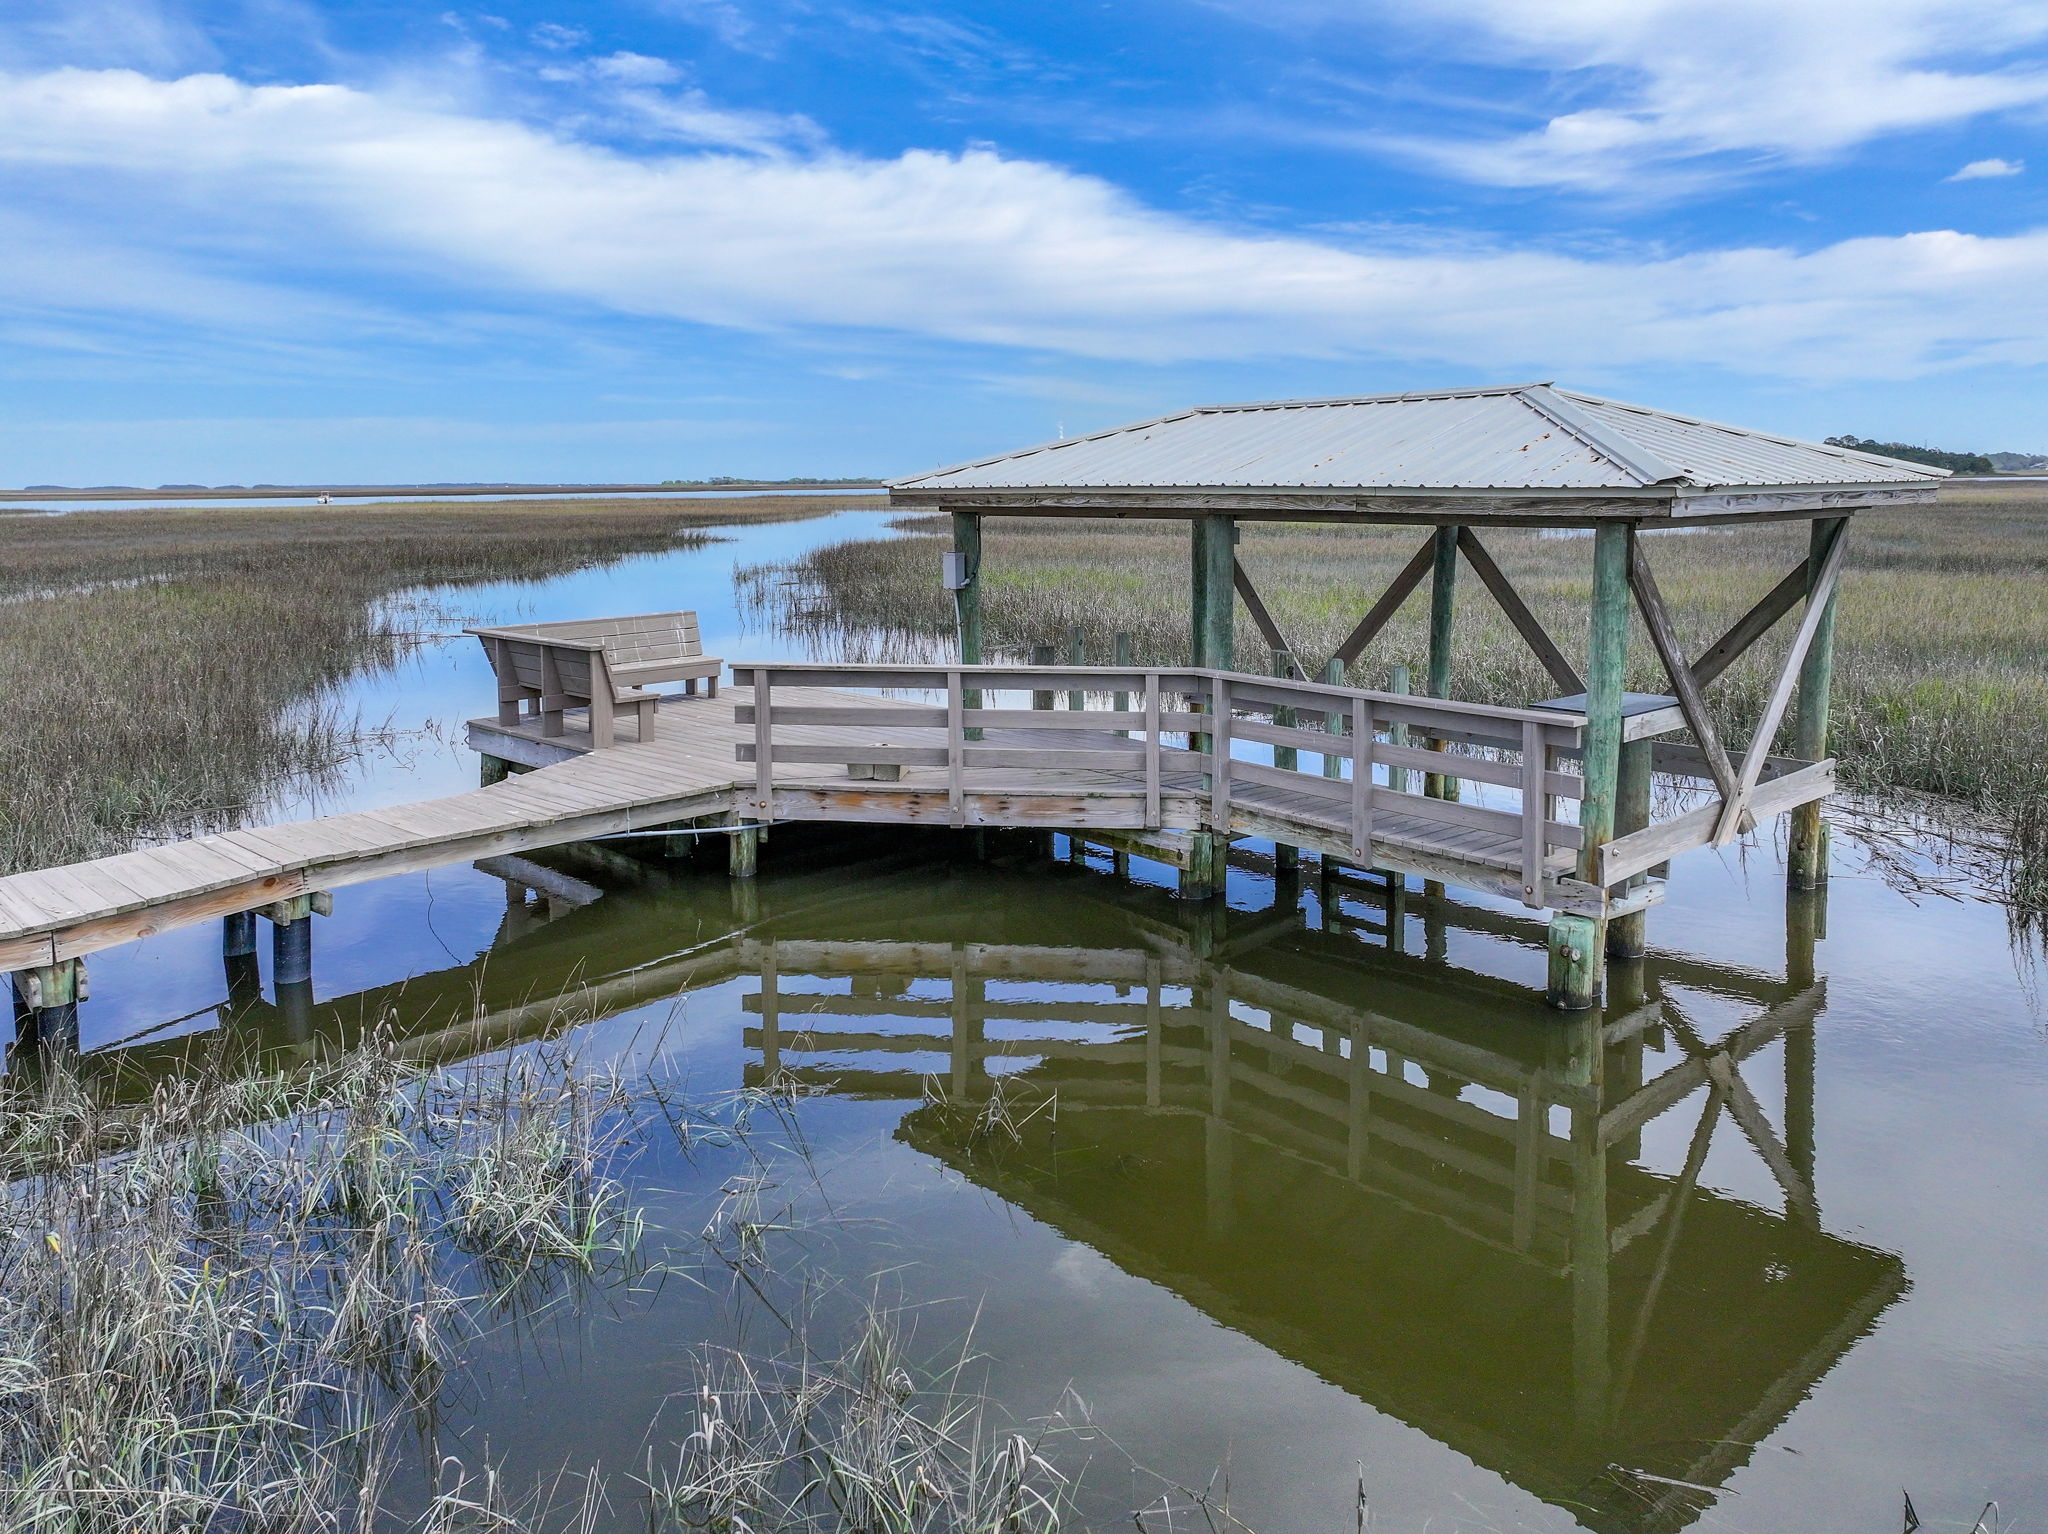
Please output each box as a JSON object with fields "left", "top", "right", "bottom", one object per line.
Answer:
{"left": 467, "top": 612, "right": 722, "bottom": 748}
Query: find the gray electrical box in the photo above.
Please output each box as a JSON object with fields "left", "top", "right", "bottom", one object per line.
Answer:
{"left": 942, "top": 552, "right": 971, "bottom": 590}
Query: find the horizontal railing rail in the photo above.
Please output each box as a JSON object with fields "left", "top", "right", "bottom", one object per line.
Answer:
{"left": 732, "top": 663, "right": 1590, "bottom": 906}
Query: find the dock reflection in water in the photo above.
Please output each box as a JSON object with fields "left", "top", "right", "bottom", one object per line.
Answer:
{"left": 56, "top": 829, "right": 1905, "bottom": 1533}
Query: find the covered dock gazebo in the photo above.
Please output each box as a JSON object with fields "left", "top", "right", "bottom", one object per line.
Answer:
{"left": 892, "top": 382, "right": 1944, "bottom": 1007}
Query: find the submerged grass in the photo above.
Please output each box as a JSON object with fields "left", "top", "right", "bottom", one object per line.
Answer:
{"left": 0, "top": 494, "right": 878, "bottom": 873}
{"left": 738, "top": 483, "right": 2048, "bottom": 908}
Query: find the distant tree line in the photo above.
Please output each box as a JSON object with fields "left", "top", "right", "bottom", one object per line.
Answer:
{"left": 1825, "top": 435, "right": 1995, "bottom": 474}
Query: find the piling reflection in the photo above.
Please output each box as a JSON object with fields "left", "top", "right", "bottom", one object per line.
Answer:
{"left": 49, "top": 830, "right": 1905, "bottom": 1532}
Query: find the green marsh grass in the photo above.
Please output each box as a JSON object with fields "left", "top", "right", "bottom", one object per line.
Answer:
{"left": 0, "top": 494, "right": 877, "bottom": 873}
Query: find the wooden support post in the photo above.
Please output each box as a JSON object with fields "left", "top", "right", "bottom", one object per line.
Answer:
{"left": 272, "top": 913, "right": 313, "bottom": 989}
{"left": 13, "top": 959, "right": 85, "bottom": 1054}
{"left": 1181, "top": 830, "right": 1226, "bottom": 901}
{"left": 223, "top": 909, "right": 258, "bottom": 959}
{"left": 1788, "top": 516, "right": 1844, "bottom": 889}
{"left": 1066, "top": 625, "right": 1086, "bottom": 710}
{"left": 728, "top": 815, "right": 760, "bottom": 879}
{"left": 1321, "top": 656, "right": 1346, "bottom": 781}
{"left": 758, "top": 945, "right": 782, "bottom": 1082}
{"left": 1607, "top": 739, "right": 1653, "bottom": 959}
{"left": 1549, "top": 521, "right": 1631, "bottom": 1009}
{"left": 1030, "top": 642, "right": 1055, "bottom": 710}
{"left": 952, "top": 511, "right": 983, "bottom": 738}
{"left": 1191, "top": 516, "right": 1237, "bottom": 671}
{"left": 479, "top": 753, "right": 511, "bottom": 787}
{"left": 1112, "top": 631, "right": 1133, "bottom": 735}
{"left": 1425, "top": 525, "right": 1459, "bottom": 800}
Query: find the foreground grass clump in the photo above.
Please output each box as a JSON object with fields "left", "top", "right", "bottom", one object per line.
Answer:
{"left": 739, "top": 484, "right": 2048, "bottom": 906}
{"left": 0, "top": 1033, "right": 1087, "bottom": 1533}
{"left": 0, "top": 494, "right": 875, "bottom": 872}
{"left": 0, "top": 1040, "right": 654, "bottom": 1531}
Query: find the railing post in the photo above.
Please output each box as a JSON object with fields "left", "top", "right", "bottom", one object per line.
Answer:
{"left": 1144, "top": 672, "right": 1162, "bottom": 828}
{"left": 1386, "top": 663, "right": 1412, "bottom": 793}
{"left": 1210, "top": 677, "right": 1233, "bottom": 828}
{"left": 752, "top": 666, "right": 775, "bottom": 819}
{"left": 1349, "top": 695, "right": 1374, "bottom": 861}
{"left": 1608, "top": 739, "right": 1653, "bottom": 955}
{"left": 1067, "top": 626, "right": 1087, "bottom": 710}
{"left": 946, "top": 668, "right": 966, "bottom": 826}
{"left": 1272, "top": 649, "right": 1299, "bottom": 872}
{"left": 1030, "top": 642, "right": 1055, "bottom": 710}
{"left": 1519, "top": 719, "right": 1547, "bottom": 908}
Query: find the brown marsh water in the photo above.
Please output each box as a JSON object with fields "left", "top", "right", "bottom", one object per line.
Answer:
{"left": 16, "top": 512, "right": 2048, "bottom": 1532}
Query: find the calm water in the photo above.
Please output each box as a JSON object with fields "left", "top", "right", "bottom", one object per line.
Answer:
{"left": 29, "top": 512, "right": 2048, "bottom": 1532}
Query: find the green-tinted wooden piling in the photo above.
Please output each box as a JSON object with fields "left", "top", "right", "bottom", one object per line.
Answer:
{"left": 1549, "top": 521, "right": 1632, "bottom": 1009}
{"left": 1788, "top": 516, "right": 1844, "bottom": 889}
{"left": 952, "top": 511, "right": 984, "bottom": 738}
{"left": 729, "top": 816, "right": 760, "bottom": 879}
{"left": 479, "top": 753, "right": 510, "bottom": 786}
{"left": 1425, "top": 526, "right": 1460, "bottom": 800}
{"left": 1112, "top": 631, "right": 1133, "bottom": 734}
{"left": 1029, "top": 642, "right": 1056, "bottom": 710}
{"left": 1189, "top": 517, "right": 1235, "bottom": 766}
{"left": 1321, "top": 657, "right": 1345, "bottom": 781}
{"left": 1181, "top": 829, "right": 1226, "bottom": 901}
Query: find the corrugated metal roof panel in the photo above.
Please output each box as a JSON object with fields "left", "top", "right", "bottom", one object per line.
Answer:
{"left": 1555, "top": 391, "right": 1944, "bottom": 488}
{"left": 891, "top": 383, "right": 1947, "bottom": 494}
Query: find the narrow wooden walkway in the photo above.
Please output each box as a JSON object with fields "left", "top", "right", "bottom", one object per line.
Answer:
{"left": 0, "top": 686, "right": 889, "bottom": 970}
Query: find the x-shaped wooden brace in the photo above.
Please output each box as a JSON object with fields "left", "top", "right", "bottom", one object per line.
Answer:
{"left": 1630, "top": 518, "right": 1850, "bottom": 847}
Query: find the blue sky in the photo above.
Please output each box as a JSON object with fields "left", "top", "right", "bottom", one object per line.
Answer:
{"left": 3, "top": 0, "right": 2046, "bottom": 483}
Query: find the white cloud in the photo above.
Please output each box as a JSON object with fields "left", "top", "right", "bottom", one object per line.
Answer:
{"left": 1250, "top": 0, "right": 2048, "bottom": 191}
{"left": 589, "top": 51, "right": 681, "bottom": 85}
{"left": 1950, "top": 156, "right": 2026, "bottom": 180}
{"left": 1, "top": 66, "right": 2046, "bottom": 382}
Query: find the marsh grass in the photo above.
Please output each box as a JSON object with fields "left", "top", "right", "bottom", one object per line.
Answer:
{"left": 0, "top": 1031, "right": 683, "bottom": 1532}
{"left": 0, "top": 1026, "right": 1167, "bottom": 1533}
{"left": 0, "top": 494, "right": 878, "bottom": 872}
{"left": 738, "top": 485, "right": 2048, "bottom": 908}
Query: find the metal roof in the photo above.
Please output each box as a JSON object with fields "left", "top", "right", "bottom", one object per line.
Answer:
{"left": 890, "top": 384, "right": 1947, "bottom": 496}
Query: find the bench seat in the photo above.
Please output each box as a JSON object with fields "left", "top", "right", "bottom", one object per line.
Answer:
{"left": 467, "top": 609, "right": 720, "bottom": 748}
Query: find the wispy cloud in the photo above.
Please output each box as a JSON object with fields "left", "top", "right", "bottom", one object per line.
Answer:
{"left": 1, "top": 66, "right": 2046, "bottom": 382}
{"left": 1225, "top": 0, "right": 2048, "bottom": 193}
{"left": 1949, "top": 156, "right": 2025, "bottom": 180}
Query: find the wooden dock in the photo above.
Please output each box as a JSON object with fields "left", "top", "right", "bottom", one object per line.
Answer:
{"left": 2, "top": 659, "right": 1832, "bottom": 1021}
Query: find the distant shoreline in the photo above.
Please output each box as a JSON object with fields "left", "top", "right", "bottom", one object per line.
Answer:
{"left": 0, "top": 480, "right": 887, "bottom": 502}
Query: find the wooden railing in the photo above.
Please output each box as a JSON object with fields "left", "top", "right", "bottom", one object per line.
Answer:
{"left": 732, "top": 664, "right": 1588, "bottom": 906}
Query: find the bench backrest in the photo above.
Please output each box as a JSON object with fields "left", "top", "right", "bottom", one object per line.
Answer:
{"left": 473, "top": 632, "right": 622, "bottom": 700}
{"left": 484, "top": 611, "right": 703, "bottom": 663}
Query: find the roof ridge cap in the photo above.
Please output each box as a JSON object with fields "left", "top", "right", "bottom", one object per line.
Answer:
{"left": 1552, "top": 388, "right": 1950, "bottom": 479}
{"left": 1518, "top": 384, "right": 1686, "bottom": 487}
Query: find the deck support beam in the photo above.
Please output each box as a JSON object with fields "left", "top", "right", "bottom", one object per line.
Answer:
{"left": 1550, "top": 521, "right": 1632, "bottom": 1009}
{"left": 1788, "top": 517, "right": 1843, "bottom": 889}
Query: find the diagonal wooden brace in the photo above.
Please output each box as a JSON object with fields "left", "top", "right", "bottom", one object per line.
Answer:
{"left": 1456, "top": 528, "right": 1583, "bottom": 693}
{"left": 1630, "top": 544, "right": 1750, "bottom": 834}
{"left": 1329, "top": 534, "right": 1438, "bottom": 668}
